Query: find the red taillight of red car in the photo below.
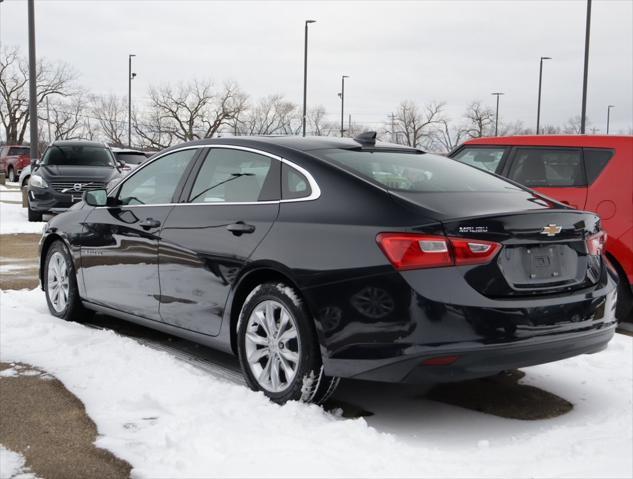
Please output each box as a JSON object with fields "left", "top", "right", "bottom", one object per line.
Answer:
{"left": 376, "top": 233, "right": 502, "bottom": 270}
{"left": 586, "top": 231, "right": 607, "bottom": 256}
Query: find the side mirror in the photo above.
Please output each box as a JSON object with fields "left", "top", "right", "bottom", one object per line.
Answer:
{"left": 31, "top": 159, "right": 40, "bottom": 169}
{"left": 83, "top": 189, "right": 108, "bottom": 207}
{"left": 117, "top": 159, "right": 126, "bottom": 168}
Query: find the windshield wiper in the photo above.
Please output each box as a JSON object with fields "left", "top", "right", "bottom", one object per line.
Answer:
{"left": 189, "top": 173, "right": 255, "bottom": 203}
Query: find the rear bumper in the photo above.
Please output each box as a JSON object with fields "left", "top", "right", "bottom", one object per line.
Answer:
{"left": 314, "top": 266, "right": 618, "bottom": 383}
{"left": 328, "top": 324, "right": 615, "bottom": 383}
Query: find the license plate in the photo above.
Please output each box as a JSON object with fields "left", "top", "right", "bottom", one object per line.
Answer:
{"left": 525, "top": 246, "right": 562, "bottom": 280}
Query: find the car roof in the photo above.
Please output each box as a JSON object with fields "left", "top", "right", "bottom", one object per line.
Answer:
{"left": 163, "top": 135, "right": 420, "bottom": 155}
{"left": 50, "top": 140, "right": 109, "bottom": 148}
{"left": 463, "top": 135, "right": 633, "bottom": 148}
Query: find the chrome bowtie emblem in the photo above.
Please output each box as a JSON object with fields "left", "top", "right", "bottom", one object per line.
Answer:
{"left": 541, "top": 224, "right": 562, "bottom": 237}
{"left": 73, "top": 183, "right": 82, "bottom": 191}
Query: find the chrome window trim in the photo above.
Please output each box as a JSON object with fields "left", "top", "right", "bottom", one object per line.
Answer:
{"left": 102, "top": 143, "right": 321, "bottom": 208}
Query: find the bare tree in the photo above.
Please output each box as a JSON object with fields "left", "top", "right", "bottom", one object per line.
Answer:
{"left": 391, "top": 100, "right": 445, "bottom": 148}
{"left": 91, "top": 94, "right": 127, "bottom": 146}
{"left": 234, "top": 94, "right": 300, "bottom": 135}
{"left": 462, "top": 101, "right": 495, "bottom": 138}
{"left": 0, "top": 47, "right": 77, "bottom": 144}
{"left": 139, "top": 80, "right": 247, "bottom": 143}
{"left": 427, "top": 118, "right": 465, "bottom": 152}
{"left": 132, "top": 108, "right": 174, "bottom": 150}
{"left": 40, "top": 94, "right": 89, "bottom": 141}
{"left": 563, "top": 115, "right": 588, "bottom": 134}
{"left": 307, "top": 105, "right": 337, "bottom": 136}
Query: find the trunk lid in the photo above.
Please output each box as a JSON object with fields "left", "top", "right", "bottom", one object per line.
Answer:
{"left": 441, "top": 210, "right": 603, "bottom": 297}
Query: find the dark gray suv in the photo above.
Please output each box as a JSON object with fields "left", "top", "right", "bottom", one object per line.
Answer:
{"left": 27, "top": 140, "right": 123, "bottom": 221}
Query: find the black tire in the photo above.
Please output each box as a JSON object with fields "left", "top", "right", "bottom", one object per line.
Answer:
{"left": 27, "top": 198, "right": 43, "bottom": 222}
{"left": 237, "top": 282, "right": 339, "bottom": 405}
{"left": 43, "top": 241, "right": 93, "bottom": 323}
{"left": 616, "top": 273, "right": 633, "bottom": 324}
{"left": 21, "top": 175, "right": 30, "bottom": 189}
{"left": 8, "top": 166, "right": 17, "bottom": 182}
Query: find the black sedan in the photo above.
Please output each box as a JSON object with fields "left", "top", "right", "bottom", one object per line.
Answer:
{"left": 39, "top": 133, "right": 618, "bottom": 404}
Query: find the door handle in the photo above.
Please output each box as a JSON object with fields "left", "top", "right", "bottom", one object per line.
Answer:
{"left": 226, "top": 221, "right": 255, "bottom": 236}
{"left": 139, "top": 217, "right": 161, "bottom": 230}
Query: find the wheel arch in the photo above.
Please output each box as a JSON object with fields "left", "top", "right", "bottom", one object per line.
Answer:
{"left": 226, "top": 264, "right": 317, "bottom": 355}
{"left": 39, "top": 233, "right": 76, "bottom": 288}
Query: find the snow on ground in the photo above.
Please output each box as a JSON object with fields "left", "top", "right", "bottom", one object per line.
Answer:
{"left": 0, "top": 446, "right": 37, "bottom": 479}
{"left": 1, "top": 288, "right": 631, "bottom": 478}
{"left": 0, "top": 191, "right": 45, "bottom": 235}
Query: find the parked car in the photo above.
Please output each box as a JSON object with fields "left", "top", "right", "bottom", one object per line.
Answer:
{"left": 110, "top": 147, "right": 153, "bottom": 175}
{"left": 450, "top": 135, "right": 632, "bottom": 322}
{"left": 0, "top": 145, "right": 30, "bottom": 182}
{"left": 18, "top": 164, "right": 31, "bottom": 189}
{"left": 39, "top": 134, "right": 617, "bottom": 404}
{"left": 27, "top": 140, "right": 123, "bottom": 222}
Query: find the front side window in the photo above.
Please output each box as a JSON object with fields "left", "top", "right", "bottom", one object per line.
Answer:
{"left": 314, "top": 149, "right": 520, "bottom": 193}
{"left": 189, "top": 148, "right": 276, "bottom": 203}
{"left": 451, "top": 147, "right": 506, "bottom": 173}
{"left": 508, "top": 148, "right": 585, "bottom": 187}
{"left": 42, "top": 145, "right": 114, "bottom": 167}
{"left": 118, "top": 149, "right": 197, "bottom": 205}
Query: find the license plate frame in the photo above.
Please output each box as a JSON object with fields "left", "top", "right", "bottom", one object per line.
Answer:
{"left": 525, "top": 245, "right": 562, "bottom": 280}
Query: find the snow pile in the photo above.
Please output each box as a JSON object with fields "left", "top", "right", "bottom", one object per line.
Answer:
{"left": 1, "top": 288, "right": 631, "bottom": 478}
{"left": 0, "top": 200, "right": 45, "bottom": 235}
{"left": 0, "top": 446, "right": 37, "bottom": 479}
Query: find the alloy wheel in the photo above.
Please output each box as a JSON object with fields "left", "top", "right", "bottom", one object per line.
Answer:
{"left": 47, "top": 251, "right": 70, "bottom": 313}
{"left": 244, "top": 299, "right": 301, "bottom": 393}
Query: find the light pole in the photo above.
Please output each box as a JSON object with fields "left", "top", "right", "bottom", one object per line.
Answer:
{"left": 302, "top": 20, "right": 316, "bottom": 137}
{"left": 536, "top": 56, "right": 551, "bottom": 135}
{"left": 580, "top": 0, "right": 592, "bottom": 134}
{"left": 339, "top": 75, "right": 349, "bottom": 137}
{"left": 0, "top": 0, "right": 5, "bottom": 53}
{"left": 491, "top": 92, "right": 504, "bottom": 136}
{"left": 606, "top": 105, "right": 615, "bottom": 134}
{"left": 27, "top": 0, "right": 38, "bottom": 161}
{"left": 128, "top": 54, "right": 136, "bottom": 148}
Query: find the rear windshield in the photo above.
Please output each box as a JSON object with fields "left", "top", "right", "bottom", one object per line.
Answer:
{"left": 8, "top": 147, "right": 30, "bottom": 156}
{"left": 42, "top": 145, "right": 114, "bottom": 167}
{"left": 314, "top": 149, "right": 521, "bottom": 193}
{"left": 115, "top": 152, "right": 147, "bottom": 165}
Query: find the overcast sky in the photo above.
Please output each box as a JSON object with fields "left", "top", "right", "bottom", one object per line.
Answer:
{"left": 2, "top": 0, "right": 632, "bottom": 134}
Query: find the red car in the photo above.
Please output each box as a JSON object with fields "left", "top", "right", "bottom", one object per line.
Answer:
{"left": 450, "top": 135, "right": 632, "bottom": 322}
{"left": 0, "top": 145, "right": 30, "bottom": 182}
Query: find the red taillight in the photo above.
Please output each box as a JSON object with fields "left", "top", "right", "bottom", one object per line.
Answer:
{"left": 586, "top": 231, "right": 607, "bottom": 256}
{"left": 422, "top": 355, "right": 460, "bottom": 366}
{"left": 376, "top": 233, "right": 501, "bottom": 271}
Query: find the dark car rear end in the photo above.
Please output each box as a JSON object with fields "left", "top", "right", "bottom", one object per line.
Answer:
{"left": 304, "top": 145, "right": 617, "bottom": 383}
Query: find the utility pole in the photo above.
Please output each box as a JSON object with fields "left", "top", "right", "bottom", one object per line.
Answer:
{"left": 27, "top": 0, "right": 38, "bottom": 161}
{"left": 348, "top": 114, "right": 351, "bottom": 132}
{"left": 389, "top": 113, "right": 396, "bottom": 143}
{"left": 491, "top": 92, "right": 504, "bottom": 136}
{"left": 302, "top": 20, "right": 316, "bottom": 137}
{"left": 339, "top": 75, "right": 349, "bottom": 137}
{"left": 45, "top": 96, "right": 52, "bottom": 142}
{"left": 128, "top": 54, "right": 136, "bottom": 148}
{"left": 580, "top": 0, "right": 592, "bottom": 134}
{"left": 606, "top": 105, "right": 615, "bottom": 134}
{"left": 536, "top": 56, "right": 551, "bottom": 135}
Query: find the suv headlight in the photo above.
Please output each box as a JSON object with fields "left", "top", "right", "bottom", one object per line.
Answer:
{"left": 30, "top": 174, "right": 48, "bottom": 188}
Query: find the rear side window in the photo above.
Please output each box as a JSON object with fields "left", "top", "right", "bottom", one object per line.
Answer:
{"left": 451, "top": 147, "right": 506, "bottom": 173}
{"left": 189, "top": 148, "right": 277, "bottom": 203}
{"left": 116, "top": 152, "right": 147, "bottom": 165}
{"left": 282, "top": 163, "right": 311, "bottom": 200}
{"left": 584, "top": 148, "right": 614, "bottom": 184}
{"left": 8, "top": 147, "right": 29, "bottom": 156}
{"left": 508, "top": 148, "right": 585, "bottom": 187}
{"left": 314, "top": 149, "right": 521, "bottom": 193}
